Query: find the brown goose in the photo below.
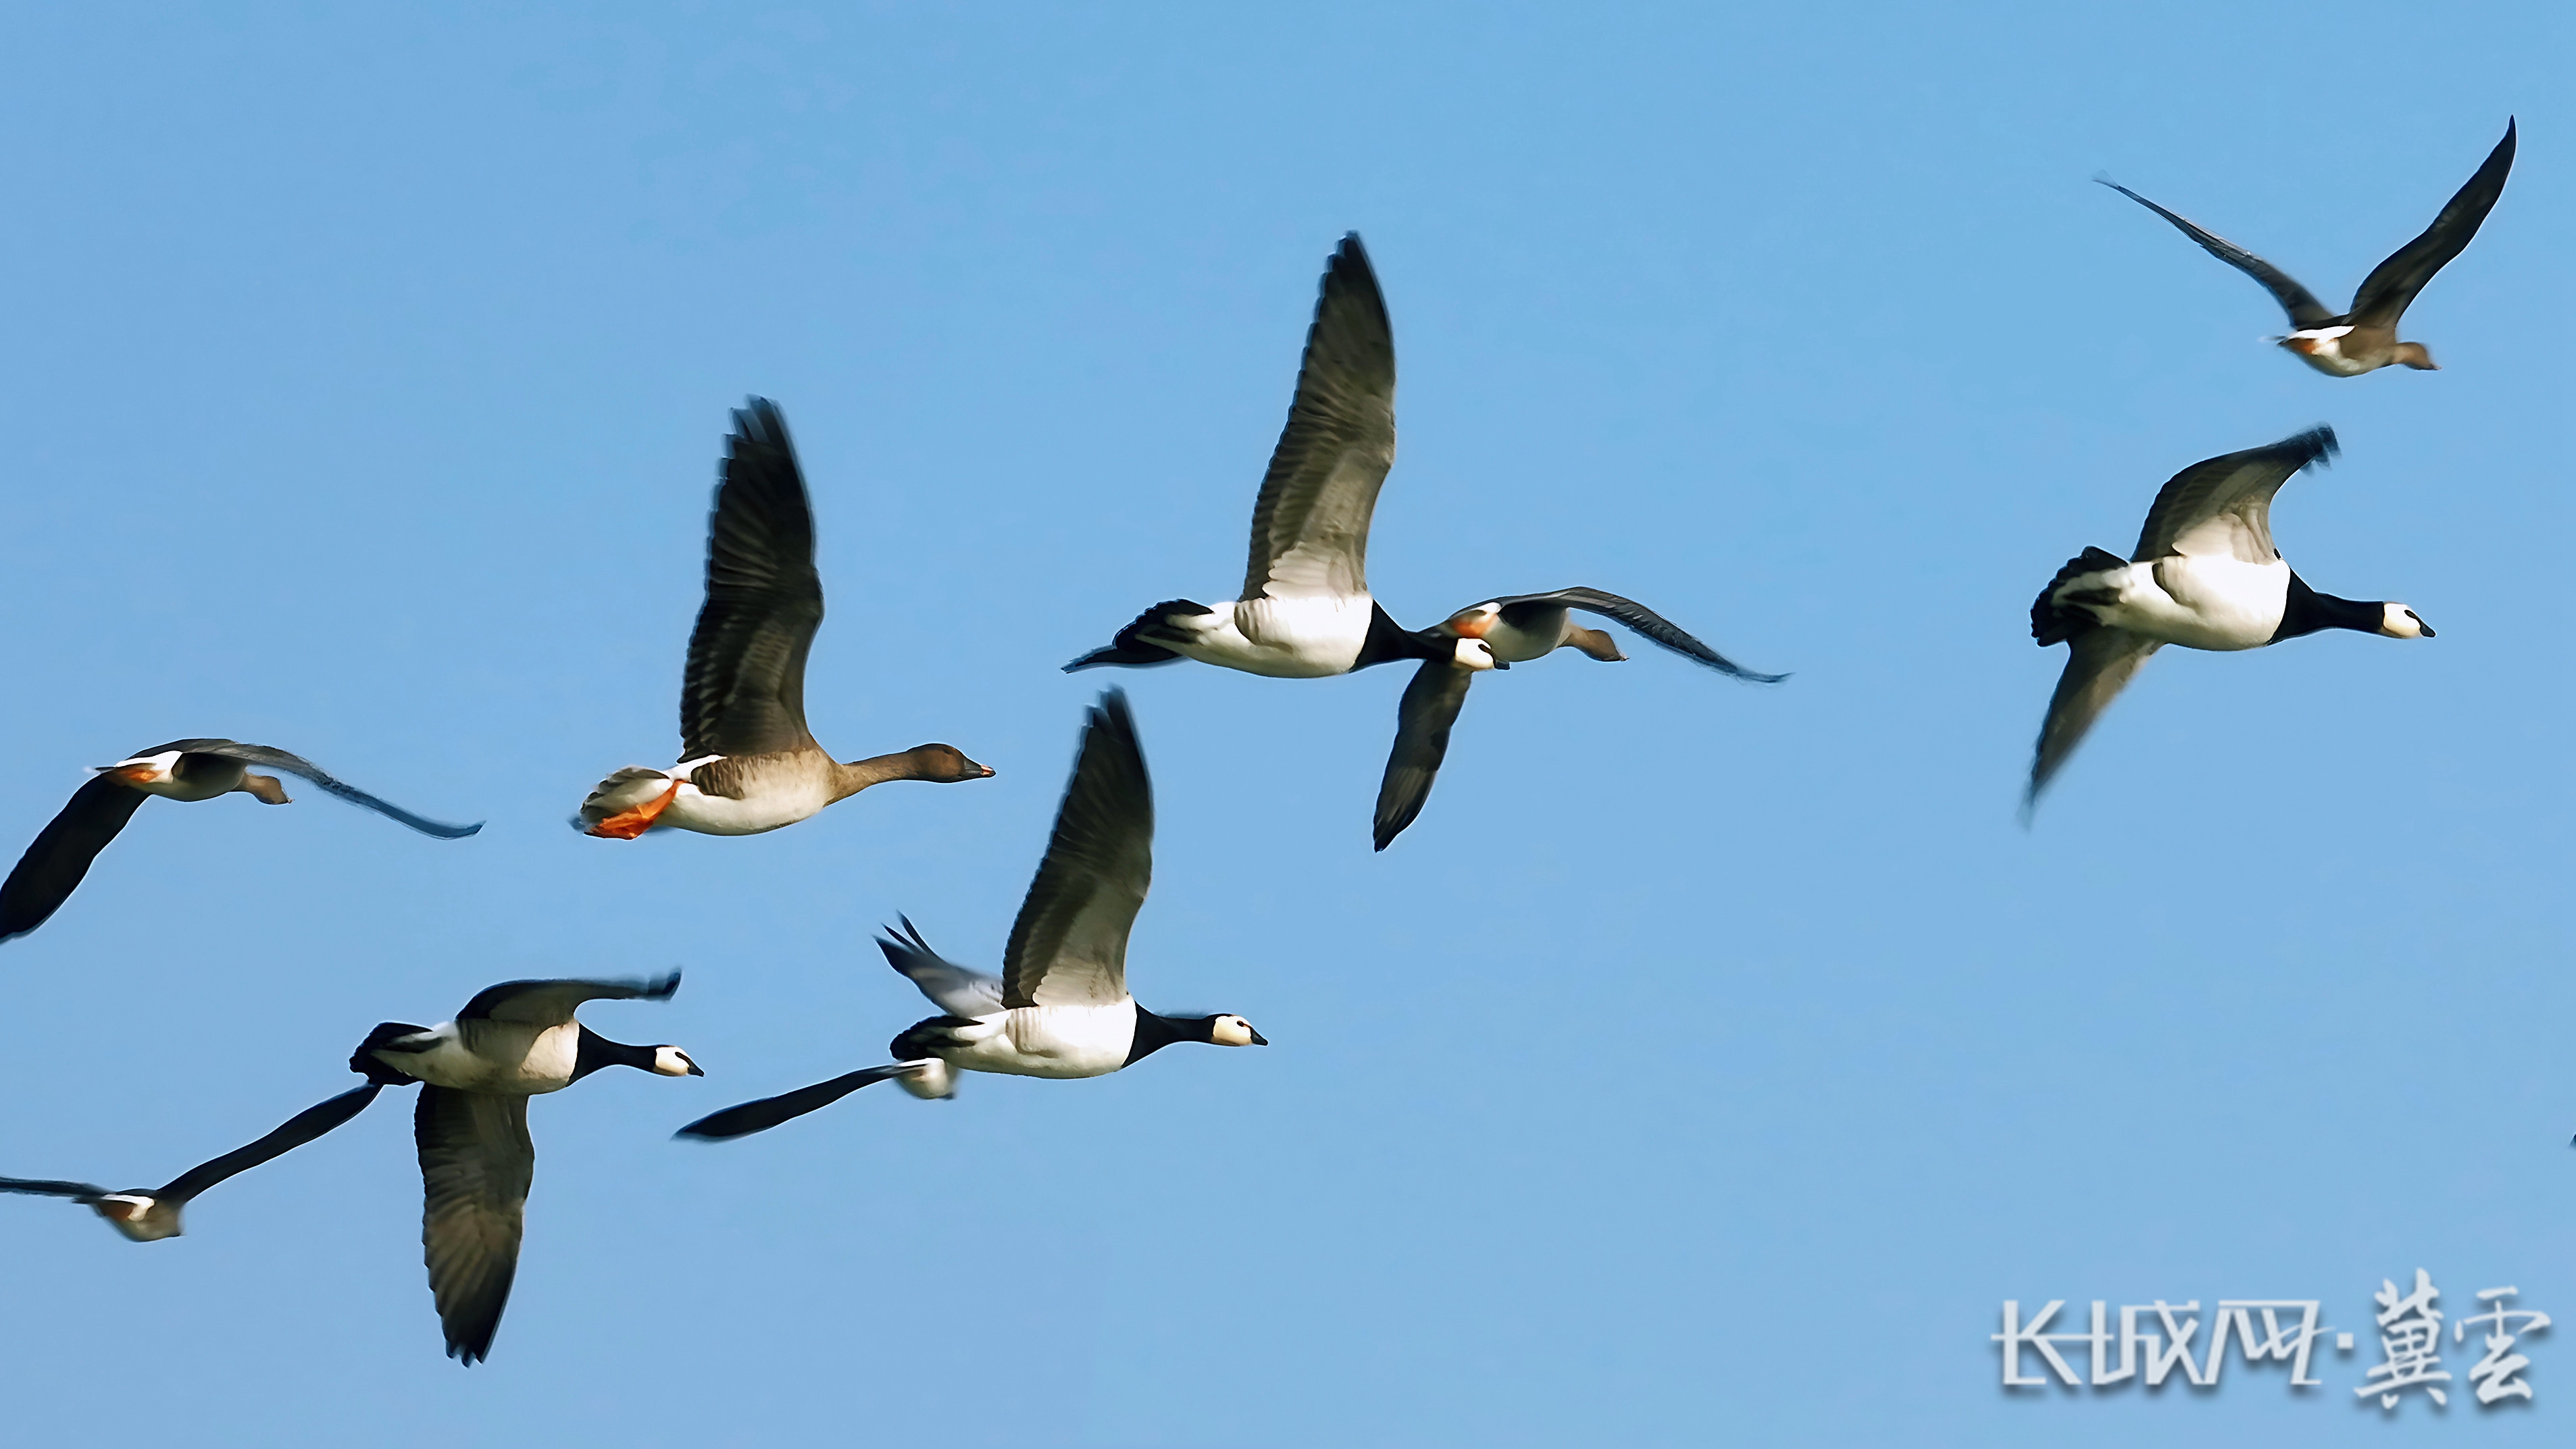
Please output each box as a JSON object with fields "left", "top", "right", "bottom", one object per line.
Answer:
{"left": 1373, "top": 588, "right": 1784, "bottom": 850}
{"left": 0, "top": 1083, "right": 383, "bottom": 1240}
{"left": 1, "top": 740, "right": 481, "bottom": 943}
{"left": 2102, "top": 118, "right": 2515, "bottom": 376}
{"left": 576, "top": 399, "right": 992, "bottom": 839}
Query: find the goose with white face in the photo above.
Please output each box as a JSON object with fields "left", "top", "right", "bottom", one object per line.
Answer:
{"left": 2025, "top": 426, "right": 2434, "bottom": 809}
{"left": 676, "top": 690, "right": 1266, "bottom": 1146}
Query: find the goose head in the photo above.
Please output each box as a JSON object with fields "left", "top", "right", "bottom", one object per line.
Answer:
{"left": 904, "top": 744, "right": 997, "bottom": 783}
{"left": 651, "top": 1046, "right": 706, "bottom": 1077}
{"left": 2378, "top": 604, "right": 2435, "bottom": 640}
{"left": 1205, "top": 1014, "right": 1268, "bottom": 1047}
{"left": 1452, "top": 638, "right": 1500, "bottom": 672}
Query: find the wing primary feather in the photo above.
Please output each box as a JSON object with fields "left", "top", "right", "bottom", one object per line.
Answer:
{"left": 2096, "top": 175, "right": 2335, "bottom": 328}
{"left": 1374, "top": 661, "right": 1478, "bottom": 850}
{"left": 156, "top": 1083, "right": 385, "bottom": 1203}
{"left": 416, "top": 1088, "right": 532, "bottom": 1365}
{"left": 674, "top": 1067, "right": 913, "bottom": 1141}
{"left": 2349, "top": 118, "right": 2516, "bottom": 328}
{"left": 1240, "top": 234, "right": 1398, "bottom": 602}
{"left": 680, "top": 397, "right": 828, "bottom": 760}
{"left": 2025, "top": 629, "right": 2161, "bottom": 815}
{"left": 0, "top": 776, "right": 150, "bottom": 941}
{"left": 190, "top": 743, "right": 481, "bottom": 838}
{"left": 1001, "top": 689, "right": 1154, "bottom": 1009}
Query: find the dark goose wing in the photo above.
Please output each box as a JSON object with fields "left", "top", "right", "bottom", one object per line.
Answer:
{"left": 2349, "top": 118, "right": 2516, "bottom": 330}
{"left": 681, "top": 399, "right": 826, "bottom": 759}
{"left": 1240, "top": 234, "right": 1397, "bottom": 603}
{"left": 155, "top": 1084, "right": 385, "bottom": 1204}
{"left": 457, "top": 972, "right": 681, "bottom": 1027}
{"left": 2098, "top": 178, "right": 2337, "bottom": 328}
{"left": 674, "top": 1065, "right": 915, "bottom": 1142}
{"left": 2027, "top": 628, "right": 2161, "bottom": 810}
{"left": 0, "top": 776, "right": 149, "bottom": 941}
{"left": 2131, "top": 427, "right": 2336, "bottom": 565}
{"left": 416, "top": 1086, "right": 532, "bottom": 1365}
{"left": 0, "top": 1175, "right": 111, "bottom": 1201}
{"left": 1001, "top": 690, "right": 1153, "bottom": 1010}
{"left": 184, "top": 742, "right": 482, "bottom": 838}
{"left": 1373, "top": 660, "right": 1477, "bottom": 852}
{"left": 1492, "top": 587, "right": 1788, "bottom": 681}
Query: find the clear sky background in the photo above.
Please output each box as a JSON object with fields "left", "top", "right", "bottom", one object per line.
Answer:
{"left": 0, "top": 3, "right": 2567, "bottom": 1444}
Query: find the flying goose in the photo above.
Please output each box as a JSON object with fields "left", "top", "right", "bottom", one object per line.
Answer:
{"left": 2101, "top": 119, "right": 2515, "bottom": 376}
{"left": 1, "top": 1083, "right": 384, "bottom": 1241}
{"left": 677, "top": 690, "right": 1263, "bottom": 1143}
{"left": 576, "top": 399, "right": 993, "bottom": 839}
{"left": 351, "top": 972, "right": 702, "bottom": 1363}
{"left": 2026, "top": 426, "right": 2430, "bottom": 808}
{"left": 1, "top": 740, "right": 482, "bottom": 943}
{"left": 1064, "top": 234, "right": 1497, "bottom": 680}
{"left": 1373, "top": 588, "right": 1786, "bottom": 849}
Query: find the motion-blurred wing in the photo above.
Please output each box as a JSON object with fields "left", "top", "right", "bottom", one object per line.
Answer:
{"left": 878, "top": 917, "right": 1007, "bottom": 1017}
{"left": 674, "top": 1067, "right": 914, "bottom": 1142}
{"left": 156, "top": 1084, "right": 385, "bottom": 1204}
{"left": 2098, "top": 178, "right": 2335, "bottom": 328}
{"left": 416, "top": 1087, "right": 532, "bottom": 1365}
{"left": 1495, "top": 587, "right": 1788, "bottom": 681}
{"left": 1373, "top": 660, "right": 1476, "bottom": 852}
{"left": 0, "top": 776, "right": 149, "bottom": 941}
{"left": 2131, "top": 427, "right": 2335, "bottom": 565}
{"left": 2027, "top": 629, "right": 2161, "bottom": 809}
{"left": 2350, "top": 119, "right": 2516, "bottom": 328}
{"left": 191, "top": 742, "right": 482, "bottom": 839}
{"left": 681, "top": 399, "right": 827, "bottom": 759}
{"left": 458, "top": 972, "right": 682, "bottom": 1026}
{"left": 1242, "top": 234, "right": 1397, "bottom": 602}
{"left": 1002, "top": 691, "right": 1153, "bottom": 1009}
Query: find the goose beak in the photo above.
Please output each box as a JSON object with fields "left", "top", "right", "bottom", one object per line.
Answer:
{"left": 687, "top": 1061, "right": 705, "bottom": 1076}
{"left": 1249, "top": 1028, "right": 1269, "bottom": 1046}
{"left": 1492, "top": 660, "right": 1511, "bottom": 671}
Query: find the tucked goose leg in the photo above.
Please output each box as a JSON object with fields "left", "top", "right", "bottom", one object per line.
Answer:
{"left": 579, "top": 768, "right": 684, "bottom": 839}
{"left": 1561, "top": 626, "right": 1627, "bottom": 662}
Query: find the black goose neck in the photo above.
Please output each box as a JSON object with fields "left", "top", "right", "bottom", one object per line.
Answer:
{"left": 1352, "top": 603, "right": 1443, "bottom": 669}
{"left": 572, "top": 1025, "right": 657, "bottom": 1080}
{"left": 1124, "top": 1008, "right": 1213, "bottom": 1067}
{"left": 2273, "top": 571, "right": 2385, "bottom": 642}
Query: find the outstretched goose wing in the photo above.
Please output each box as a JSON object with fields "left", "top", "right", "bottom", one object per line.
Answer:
{"left": 185, "top": 742, "right": 482, "bottom": 838}
{"left": 1492, "top": 587, "right": 1788, "bottom": 681}
{"left": 1241, "top": 234, "right": 1397, "bottom": 603}
{"left": 457, "top": 972, "right": 682, "bottom": 1027}
{"left": 1374, "top": 660, "right": 1477, "bottom": 852}
{"left": 416, "top": 1086, "right": 532, "bottom": 1365}
{"left": 2098, "top": 178, "right": 2336, "bottom": 328}
{"left": 0, "top": 1175, "right": 111, "bottom": 1201}
{"left": 1002, "top": 690, "right": 1153, "bottom": 1009}
{"left": 878, "top": 917, "right": 1007, "bottom": 1017}
{"left": 2131, "top": 426, "right": 2336, "bottom": 565}
{"left": 681, "top": 399, "right": 827, "bottom": 759}
{"left": 2027, "top": 628, "right": 2161, "bottom": 809}
{"left": 155, "top": 1084, "right": 386, "bottom": 1204}
{"left": 0, "top": 776, "right": 150, "bottom": 941}
{"left": 674, "top": 1066, "right": 915, "bottom": 1142}
{"left": 2350, "top": 118, "right": 2516, "bottom": 329}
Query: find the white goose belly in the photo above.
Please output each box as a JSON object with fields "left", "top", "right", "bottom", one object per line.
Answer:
{"left": 1170, "top": 594, "right": 1373, "bottom": 678}
{"left": 942, "top": 1002, "right": 1138, "bottom": 1079}
{"left": 2088, "top": 556, "right": 2288, "bottom": 651}
{"left": 2284, "top": 327, "right": 2375, "bottom": 377}
{"left": 658, "top": 776, "right": 834, "bottom": 835}
{"left": 392, "top": 1021, "right": 580, "bottom": 1094}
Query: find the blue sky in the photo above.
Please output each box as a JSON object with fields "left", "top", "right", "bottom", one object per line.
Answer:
{"left": 0, "top": 3, "right": 2566, "bottom": 1444}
